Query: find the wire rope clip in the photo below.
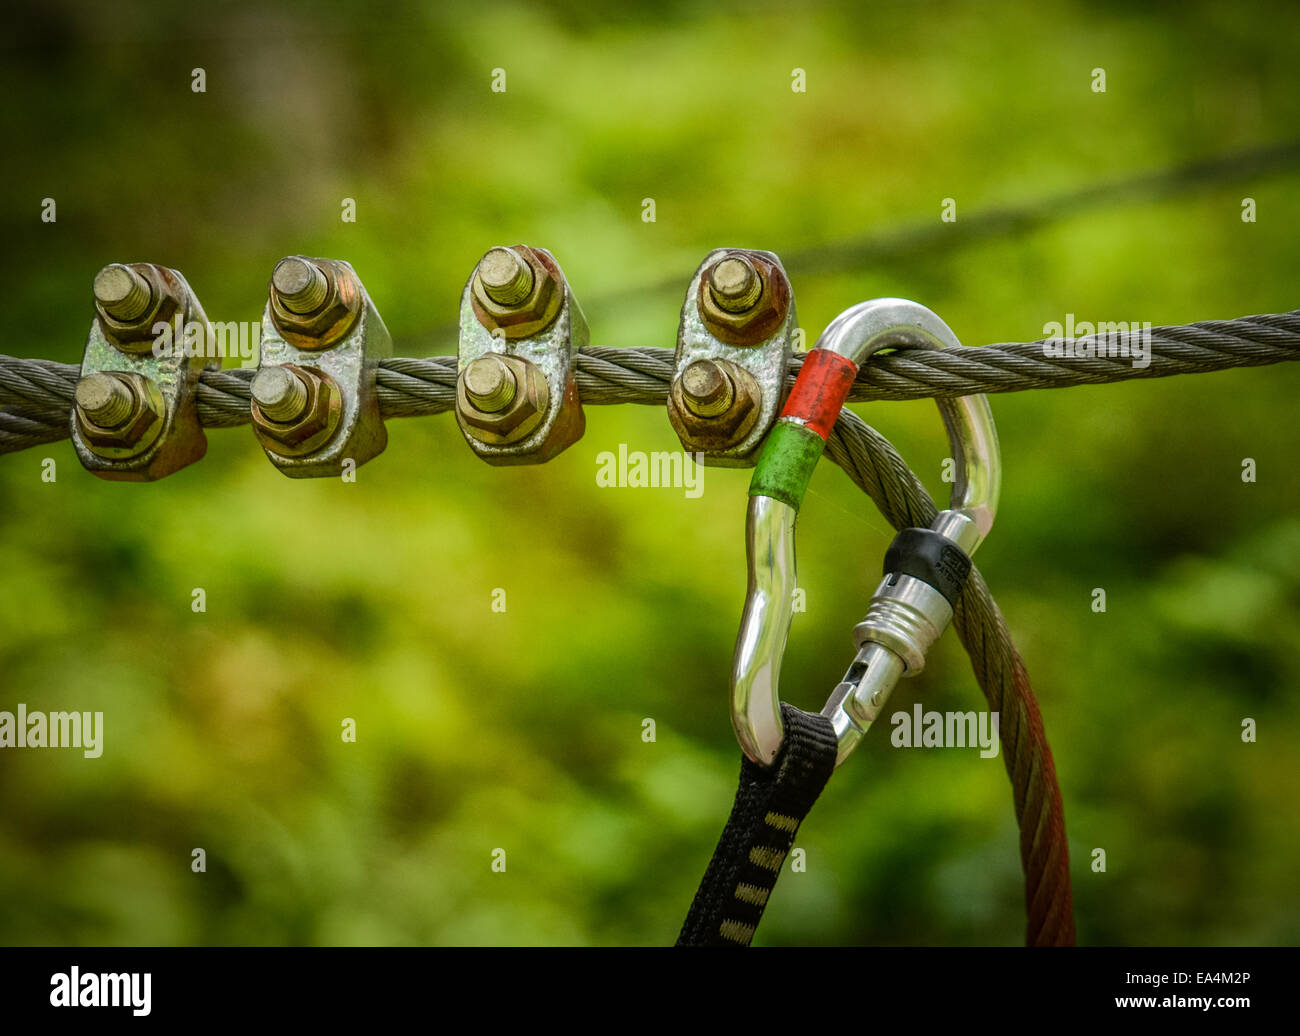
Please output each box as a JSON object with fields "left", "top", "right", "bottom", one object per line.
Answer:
{"left": 71, "top": 262, "right": 216, "bottom": 482}
{"left": 667, "top": 248, "right": 796, "bottom": 466}
{"left": 251, "top": 256, "right": 391, "bottom": 479}
{"left": 456, "top": 245, "right": 585, "bottom": 465}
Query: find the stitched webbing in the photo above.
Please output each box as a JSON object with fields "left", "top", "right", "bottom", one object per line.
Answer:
{"left": 676, "top": 705, "right": 838, "bottom": 947}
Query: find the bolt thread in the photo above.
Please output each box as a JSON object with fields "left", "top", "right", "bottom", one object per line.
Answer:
{"left": 252, "top": 366, "right": 309, "bottom": 422}
{"left": 272, "top": 257, "right": 330, "bottom": 315}
{"left": 681, "top": 360, "right": 734, "bottom": 417}
{"left": 463, "top": 355, "right": 518, "bottom": 413}
{"left": 75, "top": 373, "right": 136, "bottom": 427}
{"left": 93, "top": 264, "right": 153, "bottom": 323}
{"left": 708, "top": 256, "right": 762, "bottom": 313}
{"left": 478, "top": 247, "right": 534, "bottom": 306}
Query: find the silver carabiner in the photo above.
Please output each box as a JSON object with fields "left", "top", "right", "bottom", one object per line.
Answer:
{"left": 730, "top": 299, "right": 1002, "bottom": 766}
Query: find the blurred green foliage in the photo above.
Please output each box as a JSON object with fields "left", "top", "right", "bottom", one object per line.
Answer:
{"left": 0, "top": 0, "right": 1297, "bottom": 946}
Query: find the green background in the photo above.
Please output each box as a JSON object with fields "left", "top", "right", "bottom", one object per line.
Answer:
{"left": 0, "top": 0, "right": 1297, "bottom": 946}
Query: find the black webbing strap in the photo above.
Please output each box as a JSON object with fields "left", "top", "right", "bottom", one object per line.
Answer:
{"left": 676, "top": 704, "right": 839, "bottom": 946}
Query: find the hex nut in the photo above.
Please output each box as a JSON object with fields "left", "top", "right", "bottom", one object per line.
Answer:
{"left": 457, "top": 352, "right": 549, "bottom": 444}
{"left": 75, "top": 372, "right": 165, "bottom": 458}
{"left": 268, "top": 257, "right": 364, "bottom": 349}
{"left": 668, "top": 358, "right": 761, "bottom": 450}
{"left": 697, "top": 251, "right": 792, "bottom": 347}
{"left": 469, "top": 245, "right": 564, "bottom": 340}
{"left": 251, "top": 364, "right": 343, "bottom": 457}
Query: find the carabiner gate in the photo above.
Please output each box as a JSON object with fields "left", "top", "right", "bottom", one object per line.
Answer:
{"left": 730, "top": 299, "right": 1002, "bottom": 767}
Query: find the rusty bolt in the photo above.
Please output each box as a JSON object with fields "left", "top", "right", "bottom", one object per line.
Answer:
{"left": 250, "top": 364, "right": 342, "bottom": 456}
{"left": 268, "top": 257, "right": 363, "bottom": 347}
{"left": 457, "top": 352, "right": 549, "bottom": 444}
{"left": 92, "top": 263, "right": 182, "bottom": 350}
{"left": 680, "top": 359, "right": 735, "bottom": 418}
{"left": 477, "top": 247, "right": 535, "bottom": 306}
{"left": 707, "top": 256, "right": 762, "bottom": 314}
{"left": 697, "top": 251, "right": 791, "bottom": 347}
{"left": 74, "top": 371, "right": 164, "bottom": 457}
{"left": 76, "top": 371, "right": 137, "bottom": 427}
{"left": 470, "top": 245, "right": 564, "bottom": 340}
{"left": 669, "top": 358, "right": 761, "bottom": 448}
{"left": 463, "top": 354, "right": 518, "bottom": 414}
{"left": 251, "top": 365, "right": 310, "bottom": 423}
{"left": 94, "top": 264, "right": 153, "bottom": 323}
{"left": 272, "top": 257, "right": 330, "bottom": 315}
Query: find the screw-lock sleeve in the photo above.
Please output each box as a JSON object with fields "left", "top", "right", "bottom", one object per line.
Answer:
{"left": 882, "top": 527, "right": 973, "bottom": 608}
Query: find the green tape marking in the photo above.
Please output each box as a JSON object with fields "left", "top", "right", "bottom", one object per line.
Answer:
{"left": 748, "top": 420, "right": 826, "bottom": 511}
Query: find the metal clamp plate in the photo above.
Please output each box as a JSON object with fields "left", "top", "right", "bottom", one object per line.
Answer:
{"left": 668, "top": 248, "right": 796, "bottom": 467}
{"left": 253, "top": 257, "right": 390, "bottom": 479}
{"left": 456, "top": 245, "right": 586, "bottom": 465}
{"left": 71, "top": 263, "right": 216, "bottom": 482}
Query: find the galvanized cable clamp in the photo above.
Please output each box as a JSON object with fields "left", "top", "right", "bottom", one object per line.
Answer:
{"left": 71, "top": 263, "right": 217, "bottom": 481}
{"left": 251, "top": 256, "right": 391, "bottom": 478}
{"left": 454, "top": 245, "right": 586, "bottom": 465}
{"left": 730, "top": 298, "right": 1002, "bottom": 768}
{"left": 667, "top": 248, "right": 797, "bottom": 466}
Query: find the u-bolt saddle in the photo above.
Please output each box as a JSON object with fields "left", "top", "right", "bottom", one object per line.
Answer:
{"left": 731, "top": 298, "right": 1002, "bottom": 767}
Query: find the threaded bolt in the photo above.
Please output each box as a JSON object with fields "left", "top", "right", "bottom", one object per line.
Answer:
{"left": 75, "top": 372, "right": 137, "bottom": 428}
{"left": 463, "top": 354, "right": 518, "bottom": 413}
{"left": 251, "top": 366, "right": 309, "bottom": 422}
{"left": 272, "top": 257, "right": 330, "bottom": 315}
{"left": 477, "top": 247, "right": 535, "bottom": 307}
{"left": 681, "top": 359, "right": 735, "bottom": 417}
{"left": 707, "top": 256, "right": 762, "bottom": 313}
{"left": 93, "top": 264, "right": 153, "bottom": 323}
